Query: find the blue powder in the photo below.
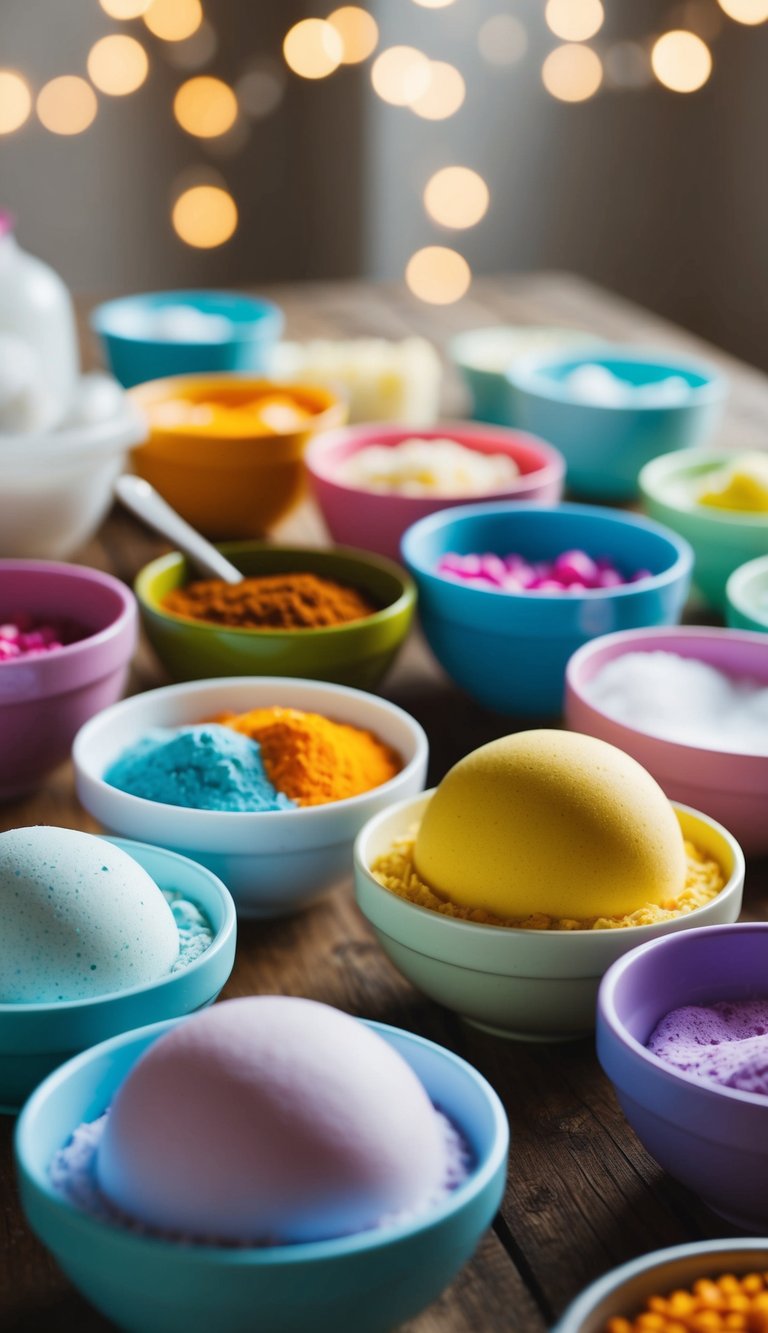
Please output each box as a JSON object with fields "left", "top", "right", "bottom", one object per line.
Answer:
{"left": 104, "top": 725, "right": 295, "bottom": 813}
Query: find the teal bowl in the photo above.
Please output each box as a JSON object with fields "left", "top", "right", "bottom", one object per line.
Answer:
{"left": 135, "top": 542, "right": 416, "bottom": 688}
{"left": 15, "top": 1017, "right": 509, "bottom": 1333}
{"left": 726, "top": 555, "right": 768, "bottom": 632}
{"left": 448, "top": 325, "right": 597, "bottom": 425}
{"left": 506, "top": 347, "right": 727, "bottom": 500}
{"left": 640, "top": 450, "right": 768, "bottom": 609}
{"left": 0, "top": 839, "right": 236, "bottom": 1115}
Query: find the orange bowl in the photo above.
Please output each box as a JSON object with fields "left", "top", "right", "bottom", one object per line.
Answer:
{"left": 128, "top": 375, "right": 346, "bottom": 538}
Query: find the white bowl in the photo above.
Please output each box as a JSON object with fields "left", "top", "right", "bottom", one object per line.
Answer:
{"left": 354, "top": 792, "right": 744, "bottom": 1041}
{"left": 0, "top": 399, "right": 146, "bottom": 559}
{"left": 73, "top": 677, "right": 429, "bottom": 918}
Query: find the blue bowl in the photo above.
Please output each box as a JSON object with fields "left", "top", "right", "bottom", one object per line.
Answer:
{"left": 15, "top": 1017, "right": 509, "bottom": 1333}
{"left": 0, "top": 838, "right": 236, "bottom": 1114}
{"left": 506, "top": 347, "right": 727, "bottom": 501}
{"left": 553, "top": 1239, "right": 768, "bottom": 1332}
{"left": 448, "top": 325, "right": 598, "bottom": 425}
{"left": 401, "top": 502, "right": 693, "bottom": 716}
{"left": 91, "top": 291, "right": 284, "bottom": 388}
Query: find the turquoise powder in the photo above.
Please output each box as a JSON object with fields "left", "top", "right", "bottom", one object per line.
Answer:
{"left": 103, "top": 725, "right": 295, "bottom": 812}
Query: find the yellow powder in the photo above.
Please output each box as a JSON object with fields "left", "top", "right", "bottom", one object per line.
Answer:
{"left": 371, "top": 828, "right": 726, "bottom": 931}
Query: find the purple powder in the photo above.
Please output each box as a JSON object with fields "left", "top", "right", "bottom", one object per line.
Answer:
{"left": 647, "top": 999, "right": 768, "bottom": 1095}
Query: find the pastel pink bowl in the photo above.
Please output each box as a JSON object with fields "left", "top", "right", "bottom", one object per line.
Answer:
{"left": 0, "top": 560, "right": 137, "bottom": 803}
{"left": 305, "top": 422, "right": 566, "bottom": 562}
{"left": 565, "top": 626, "right": 768, "bottom": 855}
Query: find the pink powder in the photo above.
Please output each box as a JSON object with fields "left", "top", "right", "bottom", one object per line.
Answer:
{"left": 647, "top": 999, "right": 768, "bottom": 1096}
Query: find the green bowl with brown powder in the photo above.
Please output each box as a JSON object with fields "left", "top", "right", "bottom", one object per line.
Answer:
{"left": 134, "top": 541, "right": 416, "bottom": 687}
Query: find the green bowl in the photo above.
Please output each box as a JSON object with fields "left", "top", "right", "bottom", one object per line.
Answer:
{"left": 135, "top": 542, "right": 416, "bottom": 687}
{"left": 639, "top": 450, "right": 768, "bottom": 610}
{"left": 726, "top": 554, "right": 768, "bottom": 632}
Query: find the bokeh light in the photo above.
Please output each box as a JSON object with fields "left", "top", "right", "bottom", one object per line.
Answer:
{"left": 36, "top": 76, "right": 98, "bottom": 135}
{"left": 164, "top": 20, "right": 217, "bottom": 70}
{"left": 651, "top": 30, "right": 712, "bottom": 92}
{"left": 717, "top": 0, "right": 768, "bottom": 20}
{"left": 424, "top": 167, "right": 489, "bottom": 229}
{"left": 327, "top": 7, "right": 379, "bottom": 64}
{"left": 99, "top": 0, "right": 151, "bottom": 16}
{"left": 371, "top": 46, "right": 431, "bottom": 106}
{"left": 405, "top": 246, "right": 471, "bottom": 305}
{"left": 477, "top": 15, "right": 528, "bottom": 66}
{"left": 541, "top": 44, "right": 603, "bottom": 102}
{"left": 0, "top": 71, "right": 32, "bottom": 134}
{"left": 236, "top": 62, "right": 285, "bottom": 120}
{"left": 283, "top": 19, "right": 343, "bottom": 79}
{"left": 171, "top": 184, "right": 237, "bottom": 248}
{"left": 174, "top": 76, "right": 237, "bottom": 137}
{"left": 143, "top": 0, "right": 203, "bottom": 42}
{"left": 87, "top": 35, "right": 148, "bottom": 96}
{"left": 411, "top": 61, "right": 464, "bottom": 119}
{"left": 545, "top": 0, "right": 604, "bottom": 42}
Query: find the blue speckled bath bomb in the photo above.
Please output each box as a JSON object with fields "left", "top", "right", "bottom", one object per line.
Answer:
{"left": 103, "top": 725, "right": 295, "bottom": 812}
{"left": 0, "top": 827, "right": 179, "bottom": 1003}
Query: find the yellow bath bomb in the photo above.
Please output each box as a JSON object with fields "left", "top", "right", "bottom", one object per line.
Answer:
{"left": 413, "top": 730, "right": 687, "bottom": 920}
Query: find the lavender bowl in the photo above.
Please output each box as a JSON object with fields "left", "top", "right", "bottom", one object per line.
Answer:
{"left": 598, "top": 923, "right": 768, "bottom": 1232}
{"left": 0, "top": 561, "right": 137, "bottom": 802}
{"left": 565, "top": 626, "right": 768, "bottom": 855}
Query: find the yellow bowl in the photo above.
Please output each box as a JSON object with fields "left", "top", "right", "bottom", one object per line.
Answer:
{"left": 128, "top": 375, "right": 346, "bottom": 539}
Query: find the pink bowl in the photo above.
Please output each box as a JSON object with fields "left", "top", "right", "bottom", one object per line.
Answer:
{"left": 305, "top": 422, "right": 565, "bottom": 562}
{"left": 565, "top": 626, "right": 768, "bottom": 855}
{"left": 0, "top": 560, "right": 137, "bottom": 802}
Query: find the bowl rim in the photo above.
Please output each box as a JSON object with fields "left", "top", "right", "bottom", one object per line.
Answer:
{"left": 448, "top": 324, "right": 596, "bottom": 372}
{"left": 726, "top": 555, "right": 768, "bottom": 625}
{"left": 400, "top": 501, "right": 694, "bottom": 603}
{"left": 14, "top": 1015, "right": 509, "bottom": 1263}
{"left": 354, "top": 789, "right": 744, "bottom": 942}
{"left": 90, "top": 292, "right": 283, "bottom": 345}
{"left": 304, "top": 420, "right": 566, "bottom": 499}
{"left": 0, "top": 396, "right": 146, "bottom": 461}
{"left": 639, "top": 449, "right": 768, "bottom": 527}
{"left": 127, "top": 374, "right": 344, "bottom": 438}
{"left": 553, "top": 1238, "right": 768, "bottom": 1330}
{"left": 505, "top": 344, "right": 727, "bottom": 410}
{"left": 73, "top": 675, "right": 430, "bottom": 824}
{"left": 0, "top": 836, "right": 236, "bottom": 1016}
{"left": 134, "top": 541, "right": 417, "bottom": 638}
{"left": 565, "top": 624, "right": 768, "bottom": 760}
{"left": 0, "top": 560, "right": 136, "bottom": 675}
{"left": 598, "top": 921, "right": 768, "bottom": 1110}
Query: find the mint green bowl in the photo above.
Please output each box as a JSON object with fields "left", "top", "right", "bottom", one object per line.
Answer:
{"left": 639, "top": 450, "right": 768, "bottom": 609}
{"left": 135, "top": 542, "right": 416, "bottom": 687}
{"left": 726, "top": 555, "right": 768, "bottom": 632}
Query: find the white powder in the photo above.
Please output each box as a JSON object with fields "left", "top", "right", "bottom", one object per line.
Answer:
{"left": 585, "top": 650, "right": 768, "bottom": 755}
{"left": 339, "top": 437, "right": 519, "bottom": 497}
{"left": 564, "top": 364, "right": 692, "bottom": 407}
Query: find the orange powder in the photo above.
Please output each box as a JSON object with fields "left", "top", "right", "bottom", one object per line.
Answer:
{"left": 217, "top": 706, "right": 401, "bottom": 806}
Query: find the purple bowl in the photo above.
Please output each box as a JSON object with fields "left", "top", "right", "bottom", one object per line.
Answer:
{"left": 598, "top": 923, "right": 768, "bottom": 1232}
{"left": 0, "top": 561, "right": 137, "bottom": 802}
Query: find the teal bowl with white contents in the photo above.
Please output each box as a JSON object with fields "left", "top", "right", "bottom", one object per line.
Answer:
{"left": 0, "top": 838, "right": 236, "bottom": 1114}
{"left": 726, "top": 554, "right": 768, "bottom": 632}
{"left": 14, "top": 1017, "right": 508, "bottom": 1333}
{"left": 449, "top": 325, "right": 597, "bottom": 425}
{"left": 506, "top": 347, "right": 727, "bottom": 501}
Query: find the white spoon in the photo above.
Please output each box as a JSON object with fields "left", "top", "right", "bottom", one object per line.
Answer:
{"left": 114, "top": 474, "right": 243, "bottom": 584}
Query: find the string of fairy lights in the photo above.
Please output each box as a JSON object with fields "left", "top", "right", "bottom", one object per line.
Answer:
{"left": 0, "top": 0, "right": 766, "bottom": 302}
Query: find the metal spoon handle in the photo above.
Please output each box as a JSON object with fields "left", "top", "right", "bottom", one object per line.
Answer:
{"left": 115, "top": 475, "right": 243, "bottom": 585}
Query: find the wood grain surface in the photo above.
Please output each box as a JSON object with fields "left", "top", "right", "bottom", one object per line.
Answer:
{"left": 1, "top": 273, "right": 767, "bottom": 1333}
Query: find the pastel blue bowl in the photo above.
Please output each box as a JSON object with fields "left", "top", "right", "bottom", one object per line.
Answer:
{"left": 553, "top": 1239, "right": 768, "bottom": 1332}
{"left": 91, "top": 291, "right": 284, "bottom": 388}
{"left": 726, "top": 555, "right": 768, "bottom": 633}
{"left": 15, "top": 1017, "right": 509, "bottom": 1333}
{"left": 0, "top": 838, "right": 236, "bottom": 1115}
{"left": 401, "top": 502, "right": 693, "bottom": 716}
{"left": 506, "top": 347, "right": 727, "bottom": 501}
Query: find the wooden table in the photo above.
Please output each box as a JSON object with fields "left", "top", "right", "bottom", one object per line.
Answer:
{"left": 2, "top": 273, "right": 767, "bottom": 1332}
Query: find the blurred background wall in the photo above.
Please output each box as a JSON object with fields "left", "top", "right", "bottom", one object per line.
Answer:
{"left": 1, "top": 0, "right": 766, "bottom": 369}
